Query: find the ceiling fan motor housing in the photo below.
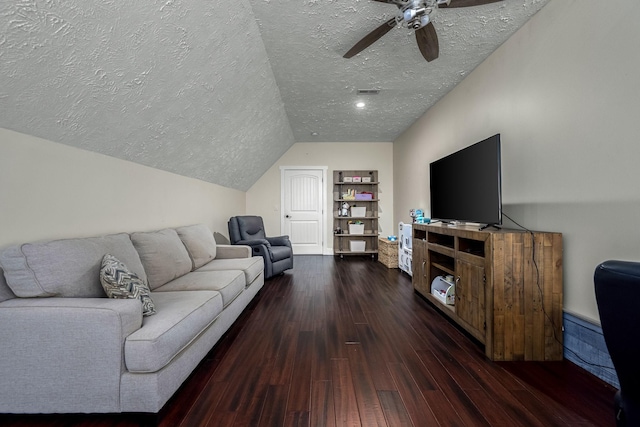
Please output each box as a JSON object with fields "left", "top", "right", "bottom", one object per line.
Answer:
{"left": 402, "top": 1, "right": 435, "bottom": 30}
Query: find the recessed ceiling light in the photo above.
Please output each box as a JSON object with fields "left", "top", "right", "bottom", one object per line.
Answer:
{"left": 356, "top": 102, "right": 365, "bottom": 109}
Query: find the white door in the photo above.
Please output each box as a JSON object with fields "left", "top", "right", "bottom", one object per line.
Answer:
{"left": 281, "top": 167, "right": 326, "bottom": 255}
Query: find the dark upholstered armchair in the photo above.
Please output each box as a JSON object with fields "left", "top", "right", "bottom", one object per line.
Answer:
{"left": 228, "top": 216, "right": 293, "bottom": 279}
{"left": 595, "top": 260, "right": 640, "bottom": 426}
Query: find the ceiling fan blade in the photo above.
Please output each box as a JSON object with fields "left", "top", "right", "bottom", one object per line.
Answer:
{"left": 439, "top": 0, "right": 503, "bottom": 8}
{"left": 343, "top": 18, "right": 397, "bottom": 59}
{"left": 415, "top": 22, "right": 439, "bottom": 62}
{"left": 371, "top": 0, "right": 404, "bottom": 4}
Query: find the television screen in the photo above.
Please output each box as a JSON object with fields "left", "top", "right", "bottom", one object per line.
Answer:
{"left": 429, "top": 134, "right": 502, "bottom": 226}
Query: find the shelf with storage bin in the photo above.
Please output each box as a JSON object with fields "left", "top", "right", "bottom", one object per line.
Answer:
{"left": 348, "top": 222, "right": 364, "bottom": 235}
{"left": 333, "top": 170, "right": 379, "bottom": 258}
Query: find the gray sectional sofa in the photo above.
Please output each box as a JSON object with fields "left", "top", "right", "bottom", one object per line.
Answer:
{"left": 0, "top": 224, "right": 264, "bottom": 414}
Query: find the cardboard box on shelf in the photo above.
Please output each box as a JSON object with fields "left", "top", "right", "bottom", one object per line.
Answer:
{"left": 355, "top": 193, "right": 373, "bottom": 200}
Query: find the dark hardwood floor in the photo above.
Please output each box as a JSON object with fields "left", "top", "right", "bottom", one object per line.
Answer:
{"left": 1, "top": 255, "right": 617, "bottom": 426}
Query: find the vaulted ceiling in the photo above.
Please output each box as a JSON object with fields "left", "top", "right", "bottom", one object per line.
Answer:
{"left": 0, "top": 0, "right": 548, "bottom": 191}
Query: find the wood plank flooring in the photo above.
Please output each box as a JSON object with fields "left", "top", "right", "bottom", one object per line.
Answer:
{"left": 0, "top": 255, "right": 616, "bottom": 426}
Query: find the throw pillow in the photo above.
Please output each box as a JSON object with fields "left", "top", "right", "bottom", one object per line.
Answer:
{"left": 100, "top": 254, "right": 156, "bottom": 316}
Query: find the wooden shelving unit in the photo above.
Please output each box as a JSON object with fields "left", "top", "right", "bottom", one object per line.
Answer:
{"left": 333, "top": 170, "right": 379, "bottom": 258}
{"left": 412, "top": 223, "right": 563, "bottom": 361}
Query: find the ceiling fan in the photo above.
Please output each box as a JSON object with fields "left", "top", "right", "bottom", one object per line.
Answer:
{"left": 343, "top": 0, "right": 503, "bottom": 62}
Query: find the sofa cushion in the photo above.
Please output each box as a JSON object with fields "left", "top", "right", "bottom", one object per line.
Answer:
{"left": 131, "top": 229, "right": 192, "bottom": 290}
{"left": 124, "top": 290, "right": 223, "bottom": 373}
{"left": 154, "top": 271, "right": 245, "bottom": 308}
{"left": 0, "top": 268, "right": 16, "bottom": 303}
{"left": 100, "top": 254, "right": 156, "bottom": 317}
{"left": 0, "top": 234, "right": 147, "bottom": 298}
{"left": 175, "top": 224, "right": 217, "bottom": 270}
{"left": 196, "top": 256, "right": 263, "bottom": 287}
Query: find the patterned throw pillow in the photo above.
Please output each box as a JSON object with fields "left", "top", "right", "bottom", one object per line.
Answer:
{"left": 100, "top": 254, "right": 156, "bottom": 316}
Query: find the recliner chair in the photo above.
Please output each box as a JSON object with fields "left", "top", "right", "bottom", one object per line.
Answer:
{"left": 594, "top": 260, "right": 640, "bottom": 426}
{"left": 228, "top": 216, "right": 293, "bottom": 279}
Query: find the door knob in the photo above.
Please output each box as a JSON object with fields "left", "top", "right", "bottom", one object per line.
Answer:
{"left": 285, "top": 215, "right": 291, "bottom": 218}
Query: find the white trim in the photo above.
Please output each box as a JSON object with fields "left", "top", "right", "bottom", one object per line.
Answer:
{"left": 280, "top": 166, "right": 328, "bottom": 255}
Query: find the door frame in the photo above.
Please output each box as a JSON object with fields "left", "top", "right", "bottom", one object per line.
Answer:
{"left": 280, "top": 166, "right": 329, "bottom": 255}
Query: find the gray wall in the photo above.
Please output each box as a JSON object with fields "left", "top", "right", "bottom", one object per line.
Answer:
{"left": 0, "top": 128, "right": 246, "bottom": 248}
{"left": 393, "top": 0, "right": 640, "bottom": 324}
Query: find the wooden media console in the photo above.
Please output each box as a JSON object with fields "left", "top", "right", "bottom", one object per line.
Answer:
{"left": 412, "top": 223, "right": 563, "bottom": 361}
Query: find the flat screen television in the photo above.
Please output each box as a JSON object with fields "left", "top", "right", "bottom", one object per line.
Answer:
{"left": 429, "top": 134, "right": 502, "bottom": 227}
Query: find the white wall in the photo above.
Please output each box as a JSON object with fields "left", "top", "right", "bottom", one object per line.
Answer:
{"left": 0, "top": 128, "right": 246, "bottom": 249}
{"left": 393, "top": 0, "right": 640, "bottom": 323}
{"left": 246, "top": 142, "right": 393, "bottom": 253}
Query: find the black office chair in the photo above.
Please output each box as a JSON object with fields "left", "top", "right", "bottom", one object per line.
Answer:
{"left": 228, "top": 216, "right": 293, "bottom": 279}
{"left": 594, "top": 260, "right": 640, "bottom": 426}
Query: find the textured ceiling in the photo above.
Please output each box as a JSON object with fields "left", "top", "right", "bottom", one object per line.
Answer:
{"left": 0, "top": 0, "right": 548, "bottom": 191}
{"left": 252, "top": 0, "right": 549, "bottom": 142}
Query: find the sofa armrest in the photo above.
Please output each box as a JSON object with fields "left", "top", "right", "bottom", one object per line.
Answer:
{"left": 0, "top": 297, "right": 142, "bottom": 413}
{"left": 266, "top": 235, "right": 291, "bottom": 247}
{"left": 235, "top": 238, "right": 271, "bottom": 248}
{"left": 216, "top": 244, "right": 252, "bottom": 259}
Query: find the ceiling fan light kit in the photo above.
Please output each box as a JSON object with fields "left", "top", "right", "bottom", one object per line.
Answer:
{"left": 343, "top": 0, "right": 502, "bottom": 62}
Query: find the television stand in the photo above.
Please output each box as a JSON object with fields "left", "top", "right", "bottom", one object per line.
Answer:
{"left": 445, "top": 220, "right": 465, "bottom": 227}
{"left": 411, "top": 223, "right": 563, "bottom": 361}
